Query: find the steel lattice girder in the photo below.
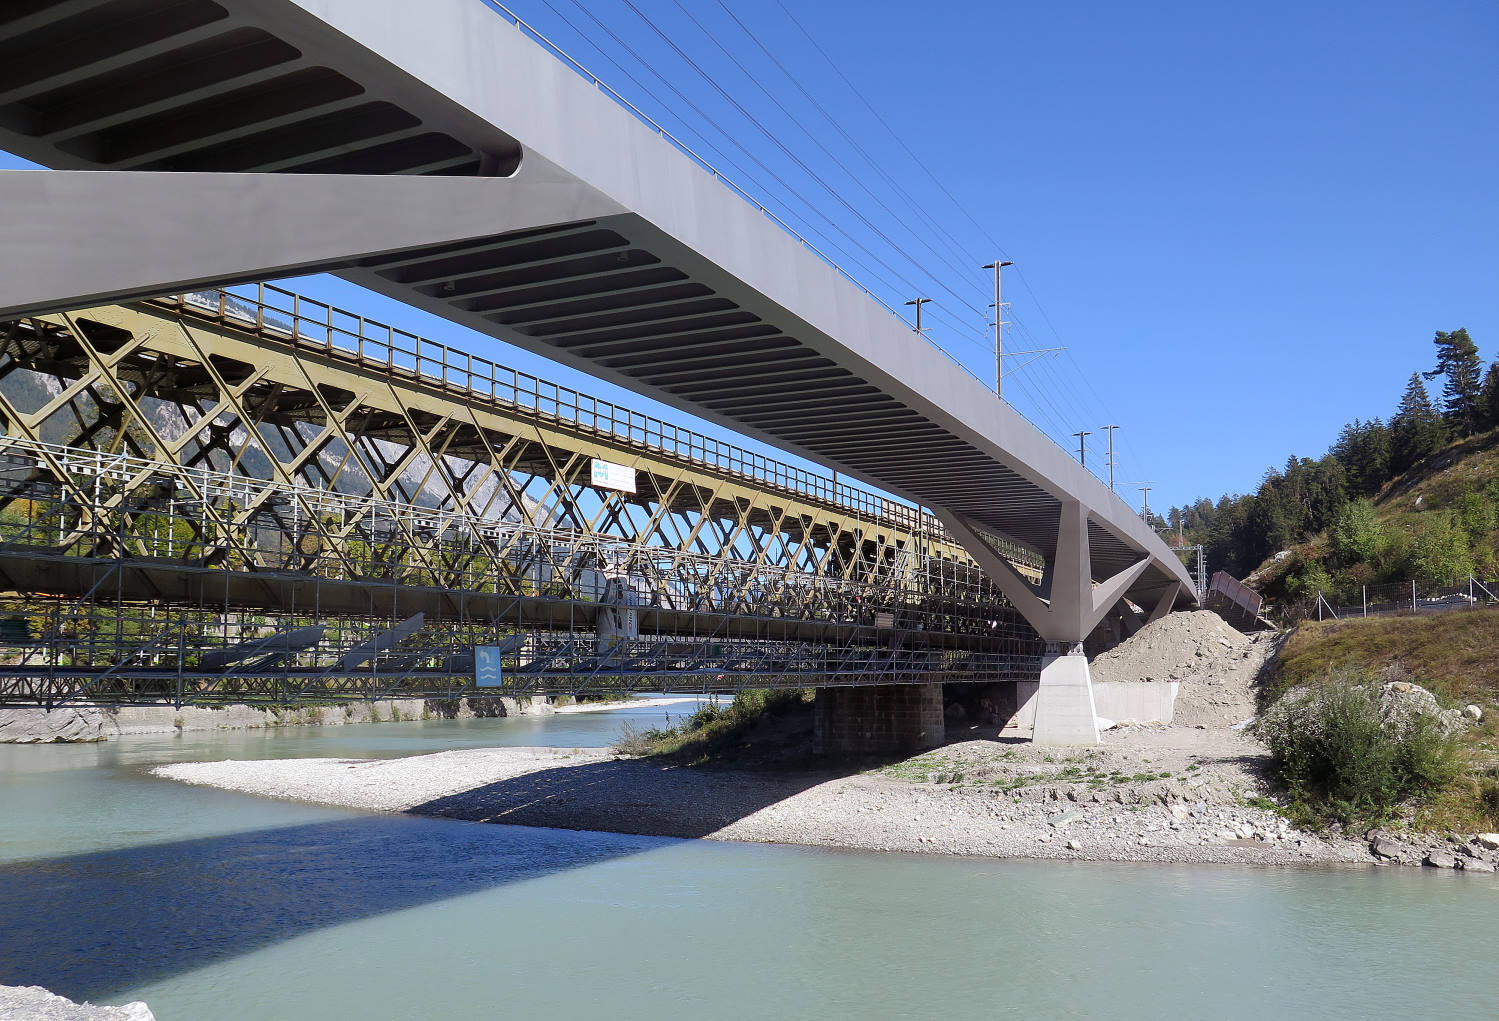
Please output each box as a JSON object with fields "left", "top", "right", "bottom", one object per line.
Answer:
{"left": 0, "top": 289, "right": 1048, "bottom": 704}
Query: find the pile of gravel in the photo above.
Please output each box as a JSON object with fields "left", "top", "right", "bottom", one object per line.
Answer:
{"left": 1091, "top": 610, "right": 1278, "bottom": 728}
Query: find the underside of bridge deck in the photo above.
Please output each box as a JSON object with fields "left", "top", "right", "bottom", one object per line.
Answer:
{"left": 0, "top": 0, "right": 1197, "bottom": 737}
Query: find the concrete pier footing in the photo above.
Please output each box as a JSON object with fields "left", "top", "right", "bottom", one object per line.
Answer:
{"left": 813, "top": 684, "right": 944, "bottom": 756}
{"left": 1031, "top": 643, "right": 1101, "bottom": 745}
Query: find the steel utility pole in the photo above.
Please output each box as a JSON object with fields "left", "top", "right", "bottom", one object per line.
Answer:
{"left": 1100, "top": 424, "right": 1119, "bottom": 492}
{"left": 905, "top": 297, "right": 931, "bottom": 338}
{"left": 982, "top": 260, "right": 1013, "bottom": 397}
{"left": 1072, "top": 430, "right": 1091, "bottom": 467}
{"left": 1139, "top": 485, "right": 1152, "bottom": 522}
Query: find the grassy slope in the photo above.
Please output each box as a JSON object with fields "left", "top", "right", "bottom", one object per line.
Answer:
{"left": 1273, "top": 608, "right": 1499, "bottom": 830}
{"left": 1376, "top": 431, "right": 1499, "bottom": 519}
{"left": 1274, "top": 607, "right": 1499, "bottom": 706}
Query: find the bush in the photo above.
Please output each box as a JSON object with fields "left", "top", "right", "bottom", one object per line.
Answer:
{"left": 1258, "top": 666, "right": 1462, "bottom": 826}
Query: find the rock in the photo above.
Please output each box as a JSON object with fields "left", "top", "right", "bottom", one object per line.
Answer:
{"left": 1370, "top": 836, "right": 1405, "bottom": 860}
{"left": 1460, "top": 859, "right": 1495, "bottom": 873}
{"left": 1475, "top": 833, "right": 1499, "bottom": 851}
{"left": 1066, "top": 839, "right": 1083, "bottom": 851}
{"left": 1047, "top": 809, "right": 1084, "bottom": 829}
{"left": 1424, "top": 851, "right": 1459, "bottom": 869}
{"left": 1464, "top": 704, "right": 1483, "bottom": 723}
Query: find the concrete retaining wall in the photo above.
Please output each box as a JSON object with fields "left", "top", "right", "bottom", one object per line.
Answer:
{"left": 999, "top": 679, "right": 1178, "bottom": 736}
{"left": 1091, "top": 681, "right": 1178, "bottom": 726}
{"left": 0, "top": 695, "right": 553, "bottom": 743}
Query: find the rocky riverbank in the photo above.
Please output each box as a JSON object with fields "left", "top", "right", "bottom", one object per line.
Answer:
{"left": 0, "top": 984, "right": 153, "bottom": 1020}
{"left": 150, "top": 730, "right": 1499, "bottom": 872}
{"left": 149, "top": 611, "right": 1499, "bottom": 873}
{"left": 0, "top": 695, "right": 553, "bottom": 744}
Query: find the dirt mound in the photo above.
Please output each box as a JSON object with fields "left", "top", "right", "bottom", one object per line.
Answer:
{"left": 1091, "top": 610, "right": 1279, "bottom": 728}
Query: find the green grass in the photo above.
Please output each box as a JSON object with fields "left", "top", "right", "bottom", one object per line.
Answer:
{"left": 612, "top": 688, "right": 813, "bottom": 766}
{"left": 1274, "top": 606, "right": 1499, "bottom": 706}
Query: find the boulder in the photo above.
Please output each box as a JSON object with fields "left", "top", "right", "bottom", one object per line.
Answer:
{"left": 1423, "top": 851, "right": 1458, "bottom": 869}
{"left": 1370, "top": 836, "right": 1405, "bottom": 860}
{"left": 1460, "top": 858, "right": 1495, "bottom": 873}
{"left": 1464, "top": 704, "right": 1483, "bottom": 723}
{"left": 1475, "top": 833, "right": 1499, "bottom": 851}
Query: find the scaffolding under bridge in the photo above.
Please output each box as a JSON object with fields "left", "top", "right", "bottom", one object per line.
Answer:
{"left": 0, "top": 288, "right": 1043, "bottom": 706}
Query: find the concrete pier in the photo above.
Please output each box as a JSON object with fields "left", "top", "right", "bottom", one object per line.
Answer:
{"left": 813, "top": 684, "right": 945, "bottom": 755}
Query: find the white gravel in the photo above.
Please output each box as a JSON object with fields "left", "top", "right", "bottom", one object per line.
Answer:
{"left": 152, "top": 733, "right": 1403, "bottom": 869}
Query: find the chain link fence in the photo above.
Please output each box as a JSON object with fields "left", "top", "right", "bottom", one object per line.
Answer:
{"left": 1309, "top": 577, "right": 1498, "bottom": 622}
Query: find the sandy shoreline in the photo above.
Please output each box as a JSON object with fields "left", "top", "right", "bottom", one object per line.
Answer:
{"left": 152, "top": 736, "right": 1422, "bottom": 869}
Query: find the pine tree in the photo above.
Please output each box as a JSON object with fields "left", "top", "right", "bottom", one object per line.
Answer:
{"left": 1422, "top": 328, "right": 1483, "bottom": 436}
{"left": 1390, "top": 372, "right": 1446, "bottom": 474}
{"left": 1330, "top": 417, "right": 1392, "bottom": 497}
{"left": 1480, "top": 360, "right": 1499, "bottom": 432}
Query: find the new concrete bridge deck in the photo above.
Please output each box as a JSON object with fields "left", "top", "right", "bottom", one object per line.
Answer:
{"left": 0, "top": 0, "right": 1196, "bottom": 741}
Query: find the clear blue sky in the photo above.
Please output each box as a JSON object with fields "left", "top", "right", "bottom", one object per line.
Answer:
{"left": 5, "top": 0, "right": 1496, "bottom": 517}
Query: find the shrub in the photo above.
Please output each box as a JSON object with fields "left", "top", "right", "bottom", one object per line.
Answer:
{"left": 1258, "top": 666, "right": 1462, "bottom": 826}
{"left": 1328, "top": 499, "right": 1386, "bottom": 567}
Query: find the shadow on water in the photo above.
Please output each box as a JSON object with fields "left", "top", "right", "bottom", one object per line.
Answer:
{"left": 0, "top": 813, "right": 666, "bottom": 1002}
{"left": 0, "top": 757, "right": 839, "bottom": 1002}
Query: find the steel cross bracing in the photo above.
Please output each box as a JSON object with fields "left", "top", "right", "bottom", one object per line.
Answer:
{"left": 0, "top": 292, "right": 1042, "bottom": 706}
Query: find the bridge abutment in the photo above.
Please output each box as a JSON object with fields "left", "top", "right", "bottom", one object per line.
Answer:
{"left": 813, "top": 684, "right": 944, "bottom": 756}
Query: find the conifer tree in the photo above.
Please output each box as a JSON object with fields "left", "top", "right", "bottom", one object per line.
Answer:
{"left": 1390, "top": 372, "right": 1446, "bottom": 474}
{"left": 1422, "top": 328, "right": 1483, "bottom": 436}
{"left": 1480, "top": 360, "right": 1499, "bottom": 432}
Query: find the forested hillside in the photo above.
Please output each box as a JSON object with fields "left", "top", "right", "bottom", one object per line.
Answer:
{"left": 1169, "top": 329, "right": 1499, "bottom": 604}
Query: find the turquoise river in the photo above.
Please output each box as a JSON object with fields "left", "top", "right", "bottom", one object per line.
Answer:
{"left": 2, "top": 705, "right": 1496, "bottom": 1019}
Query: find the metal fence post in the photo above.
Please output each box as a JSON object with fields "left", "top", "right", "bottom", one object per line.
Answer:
{"left": 1317, "top": 591, "right": 1323, "bottom": 621}
{"left": 1362, "top": 585, "right": 1367, "bottom": 617}
{"left": 1411, "top": 579, "right": 1417, "bottom": 613}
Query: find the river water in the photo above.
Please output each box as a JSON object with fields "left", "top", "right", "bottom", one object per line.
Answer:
{"left": 3, "top": 706, "right": 1497, "bottom": 1020}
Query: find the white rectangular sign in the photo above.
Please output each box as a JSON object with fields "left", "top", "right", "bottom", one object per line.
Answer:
{"left": 590, "top": 458, "right": 637, "bottom": 494}
{"left": 475, "top": 646, "right": 504, "bottom": 688}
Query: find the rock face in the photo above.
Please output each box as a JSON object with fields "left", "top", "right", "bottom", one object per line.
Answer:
{"left": 0, "top": 708, "right": 108, "bottom": 743}
{"left": 0, "top": 984, "right": 154, "bottom": 1020}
